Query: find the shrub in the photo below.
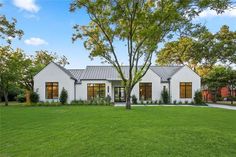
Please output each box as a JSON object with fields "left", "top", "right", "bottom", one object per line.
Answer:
{"left": 227, "top": 96, "right": 236, "bottom": 101}
{"left": 84, "top": 96, "right": 112, "bottom": 106}
{"left": 30, "top": 92, "right": 39, "bottom": 103}
{"left": 140, "top": 96, "right": 144, "bottom": 104}
{"left": 105, "top": 95, "right": 111, "bottom": 103}
{"left": 17, "top": 94, "right": 26, "bottom": 103}
{"left": 36, "top": 101, "right": 61, "bottom": 106}
{"left": 173, "top": 100, "right": 177, "bottom": 104}
{"left": 70, "top": 100, "right": 84, "bottom": 105}
{"left": 161, "top": 89, "right": 169, "bottom": 104}
{"left": 184, "top": 100, "right": 188, "bottom": 104}
{"left": 60, "top": 88, "right": 68, "bottom": 105}
{"left": 131, "top": 95, "right": 137, "bottom": 104}
{"left": 194, "top": 90, "right": 203, "bottom": 104}
{"left": 158, "top": 100, "right": 162, "bottom": 105}
{"left": 178, "top": 101, "right": 182, "bottom": 105}
{"left": 190, "top": 101, "right": 194, "bottom": 105}
{"left": 154, "top": 100, "right": 158, "bottom": 104}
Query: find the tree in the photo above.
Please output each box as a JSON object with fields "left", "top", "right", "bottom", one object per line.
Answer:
{"left": 0, "top": 46, "right": 28, "bottom": 105}
{"left": 214, "top": 25, "right": 236, "bottom": 65}
{"left": 21, "top": 50, "right": 70, "bottom": 91}
{"left": 203, "top": 66, "right": 229, "bottom": 103}
{"left": 161, "top": 89, "right": 169, "bottom": 104}
{"left": 224, "top": 67, "right": 236, "bottom": 105}
{"left": 0, "top": 3, "right": 24, "bottom": 44}
{"left": 59, "top": 88, "right": 68, "bottom": 105}
{"left": 156, "top": 37, "right": 200, "bottom": 70}
{"left": 156, "top": 25, "right": 236, "bottom": 75}
{"left": 70, "top": 0, "right": 230, "bottom": 109}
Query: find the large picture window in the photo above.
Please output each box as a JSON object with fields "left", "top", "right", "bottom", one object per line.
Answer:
{"left": 87, "top": 83, "right": 105, "bottom": 100}
{"left": 46, "top": 82, "right": 58, "bottom": 99}
{"left": 139, "top": 83, "right": 152, "bottom": 100}
{"left": 180, "top": 82, "right": 192, "bottom": 98}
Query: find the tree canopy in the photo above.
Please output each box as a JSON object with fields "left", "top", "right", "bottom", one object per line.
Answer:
{"left": 203, "top": 66, "right": 236, "bottom": 103}
{"left": 70, "top": 0, "right": 230, "bottom": 109}
{"left": 156, "top": 25, "right": 236, "bottom": 75}
{"left": 0, "top": 3, "right": 24, "bottom": 44}
{"left": 0, "top": 46, "right": 28, "bottom": 105}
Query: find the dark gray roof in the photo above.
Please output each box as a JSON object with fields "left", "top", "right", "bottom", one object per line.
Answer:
{"left": 80, "top": 66, "right": 130, "bottom": 80}
{"left": 68, "top": 69, "right": 84, "bottom": 81}
{"left": 53, "top": 62, "right": 183, "bottom": 82}
{"left": 150, "top": 66, "right": 183, "bottom": 82}
{"left": 79, "top": 65, "right": 183, "bottom": 82}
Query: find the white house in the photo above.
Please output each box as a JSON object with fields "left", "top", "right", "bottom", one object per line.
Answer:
{"left": 34, "top": 62, "right": 201, "bottom": 103}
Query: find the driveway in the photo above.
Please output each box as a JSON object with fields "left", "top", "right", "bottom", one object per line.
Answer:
{"left": 207, "top": 103, "right": 236, "bottom": 110}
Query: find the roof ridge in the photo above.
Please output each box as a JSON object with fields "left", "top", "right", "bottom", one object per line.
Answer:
{"left": 67, "top": 69, "right": 85, "bottom": 70}
{"left": 85, "top": 65, "right": 184, "bottom": 67}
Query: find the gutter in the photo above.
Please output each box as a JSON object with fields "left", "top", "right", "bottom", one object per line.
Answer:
{"left": 167, "top": 78, "right": 171, "bottom": 103}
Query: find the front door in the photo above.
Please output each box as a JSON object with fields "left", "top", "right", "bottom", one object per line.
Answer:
{"left": 114, "top": 87, "right": 126, "bottom": 102}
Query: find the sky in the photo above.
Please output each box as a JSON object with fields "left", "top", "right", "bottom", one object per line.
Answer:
{"left": 1, "top": 0, "right": 236, "bottom": 69}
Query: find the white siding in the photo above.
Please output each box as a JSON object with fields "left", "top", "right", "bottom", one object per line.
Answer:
{"left": 34, "top": 63, "right": 75, "bottom": 103}
{"left": 34, "top": 64, "right": 201, "bottom": 104}
{"left": 170, "top": 66, "right": 201, "bottom": 103}
{"left": 131, "top": 69, "right": 162, "bottom": 102}
{"left": 76, "top": 69, "right": 163, "bottom": 102}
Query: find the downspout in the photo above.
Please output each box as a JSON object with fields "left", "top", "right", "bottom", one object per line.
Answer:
{"left": 167, "top": 78, "right": 171, "bottom": 103}
{"left": 74, "top": 81, "right": 76, "bottom": 101}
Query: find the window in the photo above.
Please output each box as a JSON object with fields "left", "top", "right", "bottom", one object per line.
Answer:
{"left": 180, "top": 82, "right": 192, "bottom": 98}
{"left": 87, "top": 83, "right": 105, "bottom": 100}
{"left": 139, "top": 83, "right": 152, "bottom": 100}
{"left": 46, "top": 82, "right": 58, "bottom": 99}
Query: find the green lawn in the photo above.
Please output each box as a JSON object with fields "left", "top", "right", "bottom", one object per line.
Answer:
{"left": 0, "top": 106, "right": 236, "bottom": 157}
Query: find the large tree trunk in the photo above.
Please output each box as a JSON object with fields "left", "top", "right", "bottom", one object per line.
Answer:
{"left": 3, "top": 91, "right": 8, "bottom": 106}
{"left": 25, "top": 90, "right": 31, "bottom": 104}
{"left": 125, "top": 88, "right": 131, "bottom": 109}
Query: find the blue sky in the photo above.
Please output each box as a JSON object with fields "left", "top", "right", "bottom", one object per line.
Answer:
{"left": 1, "top": 0, "right": 236, "bottom": 69}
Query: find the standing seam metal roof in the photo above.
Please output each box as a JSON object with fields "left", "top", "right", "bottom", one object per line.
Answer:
{"left": 61, "top": 65, "right": 183, "bottom": 82}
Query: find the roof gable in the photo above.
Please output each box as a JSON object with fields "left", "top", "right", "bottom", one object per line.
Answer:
{"left": 34, "top": 62, "right": 77, "bottom": 81}
{"left": 150, "top": 66, "right": 183, "bottom": 82}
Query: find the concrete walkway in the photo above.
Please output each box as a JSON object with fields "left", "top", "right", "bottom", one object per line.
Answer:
{"left": 114, "top": 104, "right": 207, "bottom": 107}
{"left": 115, "top": 103, "right": 236, "bottom": 110}
{"left": 207, "top": 104, "right": 236, "bottom": 110}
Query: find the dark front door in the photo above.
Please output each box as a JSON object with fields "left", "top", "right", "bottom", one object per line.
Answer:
{"left": 114, "top": 87, "right": 126, "bottom": 102}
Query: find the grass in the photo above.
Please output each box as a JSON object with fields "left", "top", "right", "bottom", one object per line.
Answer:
{"left": 0, "top": 105, "right": 236, "bottom": 157}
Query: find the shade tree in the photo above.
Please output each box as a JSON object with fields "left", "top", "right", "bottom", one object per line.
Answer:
{"left": 70, "top": 0, "right": 230, "bottom": 109}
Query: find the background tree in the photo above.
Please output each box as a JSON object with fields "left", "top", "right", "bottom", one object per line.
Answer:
{"left": 156, "top": 25, "right": 236, "bottom": 76}
{"left": 21, "top": 50, "right": 70, "bottom": 91}
{"left": 70, "top": 0, "right": 230, "bottom": 109}
{"left": 0, "top": 46, "right": 28, "bottom": 105}
{"left": 156, "top": 37, "right": 199, "bottom": 70}
{"left": 214, "top": 25, "right": 236, "bottom": 65}
{"left": 203, "top": 66, "right": 229, "bottom": 103}
{"left": 224, "top": 67, "right": 236, "bottom": 105}
{"left": 0, "top": 3, "right": 24, "bottom": 44}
